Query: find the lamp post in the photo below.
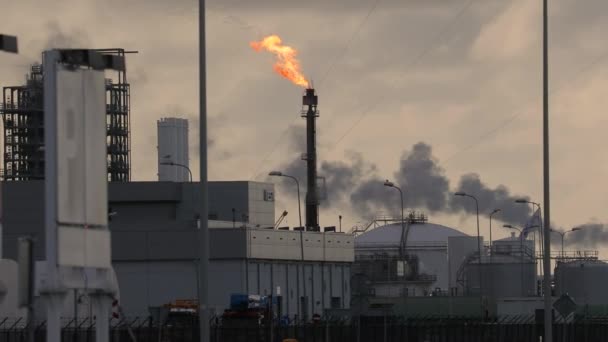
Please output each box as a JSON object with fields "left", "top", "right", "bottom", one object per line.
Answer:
{"left": 269, "top": 171, "right": 302, "bottom": 228}
{"left": 269, "top": 171, "right": 304, "bottom": 264}
{"left": 160, "top": 161, "right": 193, "bottom": 182}
{"left": 383, "top": 180, "right": 406, "bottom": 258}
{"left": 454, "top": 192, "right": 483, "bottom": 309}
{"left": 198, "top": 0, "right": 210, "bottom": 340}
{"left": 489, "top": 209, "right": 501, "bottom": 254}
{"left": 515, "top": 199, "right": 543, "bottom": 276}
{"left": 550, "top": 227, "right": 583, "bottom": 257}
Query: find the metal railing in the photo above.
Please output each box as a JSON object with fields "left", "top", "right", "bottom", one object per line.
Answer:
{"left": 3, "top": 315, "right": 608, "bottom": 342}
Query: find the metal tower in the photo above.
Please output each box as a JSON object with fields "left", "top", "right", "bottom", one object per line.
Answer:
{"left": 302, "top": 88, "right": 319, "bottom": 231}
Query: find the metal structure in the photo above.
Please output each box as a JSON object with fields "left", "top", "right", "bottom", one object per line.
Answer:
{"left": 1, "top": 64, "right": 44, "bottom": 180}
{"left": 301, "top": 88, "right": 319, "bottom": 231}
{"left": 0, "top": 49, "right": 132, "bottom": 182}
{"left": 97, "top": 48, "right": 131, "bottom": 182}
{"left": 351, "top": 212, "right": 428, "bottom": 236}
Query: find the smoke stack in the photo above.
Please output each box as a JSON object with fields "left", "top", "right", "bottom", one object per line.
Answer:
{"left": 302, "top": 88, "right": 319, "bottom": 231}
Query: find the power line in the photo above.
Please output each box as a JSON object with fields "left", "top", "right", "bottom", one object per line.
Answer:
{"left": 442, "top": 50, "right": 608, "bottom": 166}
{"left": 317, "top": 0, "right": 383, "bottom": 90}
{"left": 327, "top": 0, "right": 475, "bottom": 151}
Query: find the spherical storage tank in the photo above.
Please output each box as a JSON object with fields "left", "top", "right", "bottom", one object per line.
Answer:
{"left": 355, "top": 221, "right": 468, "bottom": 294}
{"left": 555, "top": 260, "right": 608, "bottom": 306}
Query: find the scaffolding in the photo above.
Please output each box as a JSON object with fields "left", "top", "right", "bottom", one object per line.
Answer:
{"left": 1, "top": 64, "right": 44, "bottom": 181}
{"left": 99, "top": 48, "right": 131, "bottom": 182}
{"left": 0, "top": 49, "right": 132, "bottom": 182}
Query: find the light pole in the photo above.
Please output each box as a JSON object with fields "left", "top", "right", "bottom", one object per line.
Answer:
{"left": 515, "top": 199, "right": 543, "bottom": 277}
{"left": 160, "top": 161, "right": 193, "bottom": 182}
{"left": 489, "top": 209, "right": 501, "bottom": 254}
{"left": 541, "top": 0, "right": 553, "bottom": 339}
{"left": 454, "top": 192, "right": 483, "bottom": 310}
{"left": 550, "top": 227, "right": 583, "bottom": 257}
{"left": 198, "top": 0, "right": 210, "bottom": 341}
{"left": 383, "top": 180, "right": 406, "bottom": 258}
{"left": 269, "top": 171, "right": 304, "bottom": 263}
{"left": 269, "top": 171, "right": 302, "bottom": 228}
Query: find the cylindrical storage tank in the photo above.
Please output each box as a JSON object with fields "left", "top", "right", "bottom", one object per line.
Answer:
{"left": 464, "top": 255, "right": 536, "bottom": 298}
{"left": 555, "top": 260, "right": 608, "bottom": 305}
{"left": 157, "top": 118, "right": 189, "bottom": 182}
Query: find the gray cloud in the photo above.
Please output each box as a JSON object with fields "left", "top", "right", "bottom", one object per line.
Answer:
{"left": 450, "top": 173, "right": 531, "bottom": 226}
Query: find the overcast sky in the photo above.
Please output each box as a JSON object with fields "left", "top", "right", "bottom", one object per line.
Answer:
{"left": 1, "top": 0, "right": 607, "bottom": 246}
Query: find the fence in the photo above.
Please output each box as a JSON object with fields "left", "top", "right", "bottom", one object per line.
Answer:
{"left": 3, "top": 316, "right": 608, "bottom": 342}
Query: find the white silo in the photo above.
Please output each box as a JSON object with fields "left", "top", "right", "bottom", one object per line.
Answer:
{"left": 157, "top": 118, "right": 190, "bottom": 182}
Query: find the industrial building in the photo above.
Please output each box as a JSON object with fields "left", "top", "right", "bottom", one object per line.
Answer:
{"left": 157, "top": 117, "right": 189, "bottom": 182}
{"left": 1, "top": 180, "right": 353, "bottom": 319}
{"left": 0, "top": 48, "right": 132, "bottom": 182}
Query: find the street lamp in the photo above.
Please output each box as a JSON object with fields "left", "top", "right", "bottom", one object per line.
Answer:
{"left": 489, "top": 209, "right": 501, "bottom": 253}
{"left": 383, "top": 180, "right": 406, "bottom": 258}
{"left": 160, "top": 161, "right": 193, "bottom": 182}
{"left": 454, "top": 192, "right": 483, "bottom": 302}
{"left": 269, "top": 171, "right": 302, "bottom": 228}
{"left": 515, "top": 199, "right": 543, "bottom": 275}
{"left": 550, "top": 227, "right": 583, "bottom": 257}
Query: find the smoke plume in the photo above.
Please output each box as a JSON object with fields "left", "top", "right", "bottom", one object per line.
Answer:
{"left": 450, "top": 173, "right": 531, "bottom": 226}
{"left": 563, "top": 223, "right": 608, "bottom": 248}
{"left": 276, "top": 140, "right": 537, "bottom": 226}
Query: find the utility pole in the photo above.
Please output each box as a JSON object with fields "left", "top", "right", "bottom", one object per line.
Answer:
{"left": 542, "top": 0, "right": 553, "bottom": 340}
{"left": 198, "top": 1, "right": 210, "bottom": 341}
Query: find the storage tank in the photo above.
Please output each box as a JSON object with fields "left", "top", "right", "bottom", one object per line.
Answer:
{"left": 355, "top": 218, "right": 469, "bottom": 295}
{"left": 463, "top": 254, "right": 536, "bottom": 298}
{"left": 157, "top": 118, "right": 189, "bottom": 182}
{"left": 555, "top": 260, "right": 608, "bottom": 306}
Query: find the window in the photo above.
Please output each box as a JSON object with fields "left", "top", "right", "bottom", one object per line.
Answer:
{"left": 331, "top": 297, "right": 341, "bottom": 309}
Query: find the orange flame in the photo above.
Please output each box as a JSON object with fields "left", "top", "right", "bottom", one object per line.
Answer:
{"left": 250, "top": 35, "right": 309, "bottom": 88}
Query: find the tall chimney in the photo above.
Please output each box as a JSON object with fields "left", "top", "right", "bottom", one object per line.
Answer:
{"left": 302, "top": 88, "right": 319, "bottom": 231}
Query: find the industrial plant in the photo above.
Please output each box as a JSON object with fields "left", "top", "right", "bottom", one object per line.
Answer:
{"left": 1, "top": 3, "right": 607, "bottom": 339}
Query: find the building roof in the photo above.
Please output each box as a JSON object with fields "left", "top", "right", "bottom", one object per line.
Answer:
{"left": 355, "top": 222, "right": 468, "bottom": 247}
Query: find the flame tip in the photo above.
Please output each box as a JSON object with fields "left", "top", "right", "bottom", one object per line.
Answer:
{"left": 250, "top": 34, "right": 308, "bottom": 87}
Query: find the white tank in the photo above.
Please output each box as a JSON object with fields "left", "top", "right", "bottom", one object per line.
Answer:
{"left": 157, "top": 118, "right": 189, "bottom": 182}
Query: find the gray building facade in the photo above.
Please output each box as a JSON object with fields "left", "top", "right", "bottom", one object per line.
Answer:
{"left": 2, "top": 181, "right": 353, "bottom": 319}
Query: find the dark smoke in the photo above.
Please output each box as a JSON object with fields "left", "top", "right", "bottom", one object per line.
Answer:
{"left": 274, "top": 150, "right": 374, "bottom": 207}
{"left": 450, "top": 173, "right": 531, "bottom": 226}
{"left": 563, "top": 223, "right": 608, "bottom": 248}
{"left": 394, "top": 142, "right": 450, "bottom": 212}
{"left": 350, "top": 142, "right": 450, "bottom": 217}
{"left": 275, "top": 140, "right": 536, "bottom": 226}
{"left": 272, "top": 125, "right": 374, "bottom": 207}
{"left": 319, "top": 151, "right": 376, "bottom": 207}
